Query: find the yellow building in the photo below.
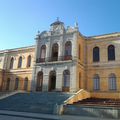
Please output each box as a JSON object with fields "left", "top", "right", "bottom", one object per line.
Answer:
{"left": 0, "top": 20, "right": 120, "bottom": 99}
{"left": 0, "top": 46, "right": 35, "bottom": 91}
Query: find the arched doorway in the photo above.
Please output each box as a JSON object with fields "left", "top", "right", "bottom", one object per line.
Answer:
{"left": 24, "top": 77, "right": 28, "bottom": 91}
{"left": 36, "top": 71, "right": 43, "bottom": 91}
{"left": 14, "top": 78, "right": 19, "bottom": 90}
{"left": 6, "top": 78, "right": 10, "bottom": 90}
{"left": 52, "top": 43, "right": 58, "bottom": 61}
{"left": 62, "top": 70, "right": 70, "bottom": 92}
{"left": 49, "top": 71, "right": 56, "bottom": 91}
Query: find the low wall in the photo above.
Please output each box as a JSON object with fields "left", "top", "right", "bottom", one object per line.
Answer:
{"left": 64, "top": 105, "right": 120, "bottom": 119}
{"left": 64, "top": 89, "right": 90, "bottom": 104}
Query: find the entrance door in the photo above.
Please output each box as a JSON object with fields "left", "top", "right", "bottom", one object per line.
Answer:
{"left": 24, "top": 77, "right": 28, "bottom": 91}
{"left": 49, "top": 71, "right": 56, "bottom": 91}
{"left": 36, "top": 71, "right": 43, "bottom": 91}
{"left": 6, "top": 78, "right": 10, "bottom": 90}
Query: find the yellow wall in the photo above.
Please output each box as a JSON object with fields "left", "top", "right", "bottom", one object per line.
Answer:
{"left": 76, "top": 33, "right": 86, "bottom": 91}
{"left": 86, "top": 34, "right": 120, "bottom": 99}
{"left": 0, "top": 46, "right": 35, "bottom": 91}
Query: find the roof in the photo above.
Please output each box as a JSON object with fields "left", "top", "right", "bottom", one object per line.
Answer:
{"left": 85, "top": 32, "right": 120, "bottom": 40}
{"left": 0, "top": 45, "right": 35, "bottom": 54}
{"left": 50, "top": 19, "right": 64, "bottom": 26}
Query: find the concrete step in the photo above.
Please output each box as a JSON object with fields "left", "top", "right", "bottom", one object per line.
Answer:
{"left": 0, "top": 92, "right": 73, "bottom": 114}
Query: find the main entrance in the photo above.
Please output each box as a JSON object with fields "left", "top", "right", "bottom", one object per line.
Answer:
{"left": 49, "top": 71, "right": 56, "bottom": 91}
{"left": 36, "top": 71, "right": 43, "bottom": 91}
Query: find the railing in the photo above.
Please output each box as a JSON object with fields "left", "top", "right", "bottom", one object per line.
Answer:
{"left": 64, "top": 89, "right": 91, "bottom": 105}
{"left": 36, "top": 55, "right": 77, "bottom": 63}
{"left": 0, "top": 90, "right": 24, "bottom": 100}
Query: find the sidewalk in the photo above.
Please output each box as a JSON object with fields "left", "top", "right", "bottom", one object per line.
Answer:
{"left": 0, "top": 110, "right": 119, "bottom": 120}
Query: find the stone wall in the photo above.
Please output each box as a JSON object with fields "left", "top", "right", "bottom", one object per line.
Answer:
{"left": 64, "top": 105, "right": 120, "bottom": 119}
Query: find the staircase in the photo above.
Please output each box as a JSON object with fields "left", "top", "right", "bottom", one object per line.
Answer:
{"left": 63, "top": 98, "right": 120, "bottom": 119}
{"left": 0, "top": 92, "right": 72, "bottom": 114}
{"left": 73, "top": 97, "right": 120, "bottom": 107}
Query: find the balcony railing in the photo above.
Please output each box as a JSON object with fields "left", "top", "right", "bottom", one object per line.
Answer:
{"left": 36, "top": 55, "right": 76, "bottom": 63}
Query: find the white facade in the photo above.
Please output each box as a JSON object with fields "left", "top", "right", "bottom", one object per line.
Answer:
{"left": 32, "top": 20, "right": 79, "bottom": 92}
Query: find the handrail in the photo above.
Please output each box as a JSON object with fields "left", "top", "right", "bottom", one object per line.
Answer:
{"left": 0, "top": 90, "right": 25, "bottom": 100}
{"left": 64, "top": 89, "right": 91, "bottom": 105}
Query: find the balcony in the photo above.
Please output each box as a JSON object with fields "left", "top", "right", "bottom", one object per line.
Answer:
{"left": 36, "top": 55, "right": 75, "bottom": 63}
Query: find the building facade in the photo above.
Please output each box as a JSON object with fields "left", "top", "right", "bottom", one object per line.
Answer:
{"left": 0, "top": 46, "right": 35, "bottom": 91}
{"left": 0, "top": 20, "right": 120, "bottom": 99}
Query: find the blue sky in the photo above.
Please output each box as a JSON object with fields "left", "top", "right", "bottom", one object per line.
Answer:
{"left": 0, "top": 0, "right": 120, "bottom": 50}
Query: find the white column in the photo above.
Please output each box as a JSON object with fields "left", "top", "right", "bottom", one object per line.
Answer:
{"left": 72, "top": 33, "right": 77, "bottom": 58}
{"left": 30, "top": 66, "right": 37, "bottom": 91}
{"left": 58, "top": 37, "right": 63, "bottom": 60}
{"left": 70, "top": 65, "right": 77, "bottom": 92}
{"left": 46, "top": 42, "right": 50, "bottom": 62}
{"left": 42, "top": 74, "right": 49, "bottom": 91}
{"left": 56, "top": 72, "right": 63, "bottom": 91}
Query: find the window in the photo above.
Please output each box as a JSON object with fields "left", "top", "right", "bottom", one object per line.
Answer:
{"left": 64, "top": 41, "right": 72, "bottom": 60}
{"left": 109, "top": 73, "right": 116, "bottom": 90}
{"left": 18, "top": 56, "right": 22, "bottom": 68}
{"left": 93, "top": 47, "right": 99, "bottom": 62}
{"left": 10, "top": 57, "right": 14, "bottom": 69}
{"left": 108, "top": 45, "right": 115, "bottom": 61}
{"left": 63, "top": 70, "right": 70, "bottom": 87}
{"left": 52, "top": 43, "right": 58, "bottom": 61}
{"left": 27, "top": 55, "right": 31, "bottom": 67}
{"left": 93, "top": 74, "right": 100, "bottom": 90}
{"left": 40, "top": 45, "right": 46, "bottom": 62}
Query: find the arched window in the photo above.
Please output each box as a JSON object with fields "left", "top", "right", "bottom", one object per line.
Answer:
{"left": 27, "top": 55, "right": 31, "bottom": 67}
{"left": 109, "top": 73, "right": 116, "bottom": 90}
{"left": 108, "top": 45, "right": 115, "bottom": 61}
{"left": 14, "top": 78, "right": 19, "bottom": 90}
{"left": 78, "top": 45, "right": 81, "bottom": 60}
{"left": 93, "top": 47, "right": 100, "bottom": 62}
{"left": 52, "top": 43, "right": 58, "bottom": 61}
{"left": 24, "top": 77, "right": 28, "bottom": 91}
{"left": 93, "top": 74, "right": 100, "bottom": 90}
{"left": 64, "top": 41, "right": 72, "bottom": 60}
{"left": 10, "top": 57, "right": 14, "bottom": 69}
{"left": 40, "top": 45, "right": 46, "bottom": 62}
{"left": 18, "top": 56, "right": 22, "bottom": 68}
{"left": 6, "top": 78, "right": 10, "bottom": 90}
{"left": 63, "top": 70, "right": 70, "bottom": 92}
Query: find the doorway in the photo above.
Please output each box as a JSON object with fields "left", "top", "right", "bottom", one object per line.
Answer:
{"left": 36, "top": 71, "right": 43, "bottom": 91}
{"left": 49, "top": 71, "right": 56, "bottom": 91}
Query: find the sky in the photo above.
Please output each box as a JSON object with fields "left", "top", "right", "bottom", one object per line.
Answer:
{"left": 0, "top": 0, "right": 120, "bottom": 50}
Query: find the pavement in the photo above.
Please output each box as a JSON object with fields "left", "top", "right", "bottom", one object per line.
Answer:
{"left": 0, "top": 110, "right": 119, "bottom": 120}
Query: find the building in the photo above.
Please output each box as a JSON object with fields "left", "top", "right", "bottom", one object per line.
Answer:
{"left": 0, "top": 19, "right": 120, "bottom": 99}
{"left": 0, "top": 46, "right": 35, "bottom": 91}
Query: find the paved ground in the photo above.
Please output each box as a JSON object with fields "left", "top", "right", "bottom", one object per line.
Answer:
{"left": 0, "top": 110, "right": 119, "bottom": 120}
{"left": 0, "top": 115, "right": 44, "bottom": 120}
